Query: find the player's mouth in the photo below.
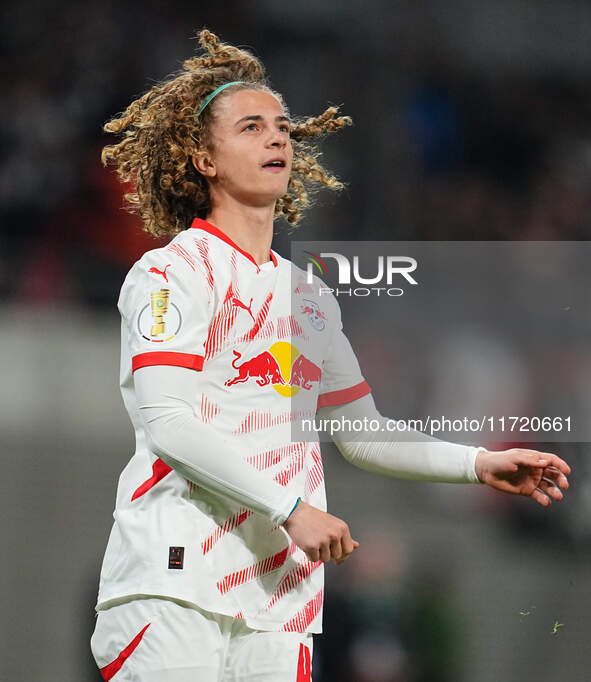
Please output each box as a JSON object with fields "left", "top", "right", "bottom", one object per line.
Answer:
{"left": 262, "top": 157, "right": 287, "bottom": 173}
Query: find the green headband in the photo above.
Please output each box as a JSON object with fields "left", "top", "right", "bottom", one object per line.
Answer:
{"left": 197, "top": 81, "right": 246, "bottom": 116}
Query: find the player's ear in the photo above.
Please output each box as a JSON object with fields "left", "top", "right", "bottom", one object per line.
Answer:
{"left": 192, "top": 153, "right": 216, "bottom": 178}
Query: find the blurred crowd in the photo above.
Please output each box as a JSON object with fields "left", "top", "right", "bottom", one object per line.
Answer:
{"left": 3, "top": 1, "right": 591, "bottom": 308}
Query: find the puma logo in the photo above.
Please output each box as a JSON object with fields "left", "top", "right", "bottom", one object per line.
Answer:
{"left": 232, "top": 297, "right": 255, "bottom": 322}
{"left": 148, "top": 264, "right": 171, "bottom": 282}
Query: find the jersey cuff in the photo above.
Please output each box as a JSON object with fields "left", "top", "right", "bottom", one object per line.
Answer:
{"left": 317, "top": 380, "right": 371, "bottom": 409}
{"left": 132, "top": 351, "right": 205, "bottom": 373}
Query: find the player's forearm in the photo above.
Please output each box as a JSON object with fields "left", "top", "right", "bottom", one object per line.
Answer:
{"left": 135, "top": 365, "right": 297, "bottom": 524}
{"left": 317, "top": 394, "right": 483, "bottom": 483}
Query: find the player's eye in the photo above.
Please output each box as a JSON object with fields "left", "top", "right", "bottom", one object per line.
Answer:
{"left": 279, "top": 124, "right": 290, "bottom": 133}
{"left": 244, "top": 123, "right": 258, "bottom": 131}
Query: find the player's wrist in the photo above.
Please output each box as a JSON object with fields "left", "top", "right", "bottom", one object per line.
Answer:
{"left": 474, "top": 448, "right": 490, "bottom": 483}
{"left": 282, "top": 498, "right": 304, "bottom": 527}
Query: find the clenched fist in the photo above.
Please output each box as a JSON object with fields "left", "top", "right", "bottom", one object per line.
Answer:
{"left": 283, "top": 501, "right": 359, "bottom": 565}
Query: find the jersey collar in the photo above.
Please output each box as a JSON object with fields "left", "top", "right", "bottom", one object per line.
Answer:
{"left": 190, "top": 218, "right": 278, "bottom": 270}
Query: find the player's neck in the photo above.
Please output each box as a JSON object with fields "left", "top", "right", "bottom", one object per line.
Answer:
{"left": 206, "top": 202, "right": 275, "bottom": 266}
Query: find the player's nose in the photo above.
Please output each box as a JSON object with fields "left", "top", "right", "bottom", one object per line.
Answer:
{"left": 265, "top": 127, "right": 287, "bottom": 149}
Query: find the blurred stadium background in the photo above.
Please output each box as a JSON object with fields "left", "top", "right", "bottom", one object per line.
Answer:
{"left": 2, "top": 1, "right": 591, "bottom": 680}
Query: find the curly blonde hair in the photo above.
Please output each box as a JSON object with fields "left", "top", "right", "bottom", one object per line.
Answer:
{"left": 101, "top": 29, "right": 353, "bottom": 238}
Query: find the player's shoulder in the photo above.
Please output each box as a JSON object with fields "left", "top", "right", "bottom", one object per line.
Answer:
{"left": 286, "top": 257, "right": 327, "bottom": 290}
{"left": 118, "top": 230, "right": 211, "bottom": 309}
{"left": 285, "top": 258, "right": 342, "bottom": 320}
{"left": 125, "top": 230, "right": 209, "bottom": 283}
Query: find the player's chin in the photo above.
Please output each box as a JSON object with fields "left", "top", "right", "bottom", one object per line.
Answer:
{"left": 248, "top": 187, "right": 289, "bottom": 208}
{"left": 268, "top": 182, "right": 288, "bottom": 197}
{"left": 258, "top": 172, "right": 290, "bottom": 193}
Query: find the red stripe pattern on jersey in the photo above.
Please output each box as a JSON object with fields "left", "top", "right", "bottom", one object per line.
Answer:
{"left": 264, "top": 559, "right": 322, "bottom": 612}
{"left": 297, "top": 643, "right": 312, "bottom": 682}
{"left": 217, "top": 543, "right": 297, "bottom": 595}
{"left": 317, "top": 380, "right": 371, "bottom": 408}
{"left": 201, "top": 507, "right": 253, "bottom": 555}
{"left": 166, "top": 243, "right": 196, "bottom": 271}
{"left": 230, "top": 249, "right": 239, "bottom": 290}
{"left": 131, "top": 459, "right": 173, "bottom": 501}
{"left": 193, "top": 237, "right": 215, "bottom": 292}
{"left": 205, "top": 282, "right": 240, "bottom": 359}
{"left": 276, "top": 315, "right": 308, "bottom": 341}
{"left": 200, "top": 394, "right": 220, "bottom": 424}
{"left": 246, "top": 443, "right": 306, "bottom": 486}
{"left": 246, "top": 442, "right": 304, "bottom": 470}
{"left": 294, "top": 279, "right": 315, "bottom": 295}
{"left": 99, "top": 623, "right": 150, "bottom": 681}
{"left": 246, "top": 446, "right": 286, "bottom": 471}
{"left": 239, "top": 319, "right": 275, "bottom": 340}
{"left": 274, "top": 444, "right": 307, "bottom": 486}
{"left": 304, "top": 444, "right": 324, "bottom": 499}
{"left": 238, "top": 291, "right": 273, "bottom": 342}
{"left": 234, "top": 409, "right": 315, "bottom": 434}
{"left": 282, "top": 589, "right": 323, "bottom": 632}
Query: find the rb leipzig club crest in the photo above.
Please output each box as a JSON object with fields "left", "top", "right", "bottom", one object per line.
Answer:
{"left": 137, "top": 288, "right": 182, "bottom": 342}
{"left": 225, "top": 341, "right": 321, "bottom": 396}
{"left": 300, "top": 299, "right": 327, "bottom": 331}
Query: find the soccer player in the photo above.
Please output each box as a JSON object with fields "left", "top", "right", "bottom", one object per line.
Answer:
{"left": 91, "top": 30, "right": 571, "bottom": 682}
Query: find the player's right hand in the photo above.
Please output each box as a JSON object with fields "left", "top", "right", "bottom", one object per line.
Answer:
{"left": 282, "top": 500, "right": 359, "bottom": 565}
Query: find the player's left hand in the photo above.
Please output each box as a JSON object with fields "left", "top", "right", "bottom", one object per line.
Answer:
{"left": 474, "top": 448, "right": 571, "bottom": 506}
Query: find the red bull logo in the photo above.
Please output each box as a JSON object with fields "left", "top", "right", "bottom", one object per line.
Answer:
{"left": 225, "top": 341, "right": 321, "bottom": 397}
{"left": 290, "top": 354, "right": 322, "bottom": 389}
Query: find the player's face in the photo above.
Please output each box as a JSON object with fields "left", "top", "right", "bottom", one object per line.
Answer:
{"left": 197, "top": 89, "right": 293, "bottom": 207}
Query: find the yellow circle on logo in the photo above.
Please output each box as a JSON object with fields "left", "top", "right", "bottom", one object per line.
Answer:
{"left": 269, "top": 341, "right": 300, "bottom": 397}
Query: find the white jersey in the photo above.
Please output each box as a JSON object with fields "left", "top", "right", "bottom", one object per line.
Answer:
{"left": 95, "top": 217, "right": 370, "bottom": 633}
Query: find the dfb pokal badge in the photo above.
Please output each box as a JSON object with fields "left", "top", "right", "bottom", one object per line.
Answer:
{"left": 137, "top": 288, "right": 182, "bottom": 342}
{"left": 151, "top": 289, "right": 170, "bottom": 336}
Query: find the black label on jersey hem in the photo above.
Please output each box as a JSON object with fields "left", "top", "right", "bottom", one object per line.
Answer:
{"left": 168, "top": 546, "right": 184, "bottom": 569}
